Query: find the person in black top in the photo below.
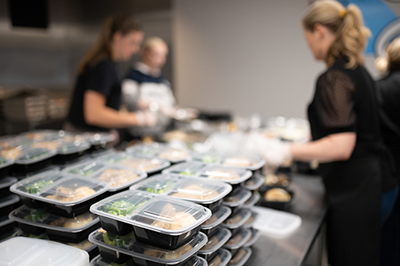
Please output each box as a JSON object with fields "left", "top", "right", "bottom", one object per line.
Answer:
{"left": 260, "top": 1, "right": 381, "bottom": 265}
{"left": 65, "top": 15, "right": 156, "bottom": 142}
{"left": 375, "top": 38, "right": 400, "bottom": 266}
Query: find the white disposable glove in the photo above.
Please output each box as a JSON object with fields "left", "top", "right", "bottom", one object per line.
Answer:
{"left": 135, "top": 111, "right": 158, "bottom": 127}
{"left": 261, "top": 140, "right": 292, "bottom": 167}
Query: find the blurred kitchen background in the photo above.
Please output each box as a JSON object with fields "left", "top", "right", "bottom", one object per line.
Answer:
{"left": 0, "top": 0, "right": 398, "bottom": 136}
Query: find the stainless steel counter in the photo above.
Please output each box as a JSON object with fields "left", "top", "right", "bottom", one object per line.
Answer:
{"left": 245, "top": 174, "right": 327, "bottom": 266}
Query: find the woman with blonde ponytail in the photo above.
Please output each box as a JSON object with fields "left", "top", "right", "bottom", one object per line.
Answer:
{"left": 260, "top": 1, "right": 382, "bottom": 265}
{"left": 65, "top": 15, "right": 157, "bottom": 142}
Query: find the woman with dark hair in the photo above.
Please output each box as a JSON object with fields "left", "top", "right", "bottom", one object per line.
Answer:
{"left": 65, "top": 15, "right": 156, "bottom": 141}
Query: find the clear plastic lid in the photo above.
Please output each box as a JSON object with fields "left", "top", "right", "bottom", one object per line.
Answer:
{"left": 242, "top": 174, "right": 264, "bottom": 191}
{"left": 222, "top": 209, "right": 252, "bottom": 230}
{"left": 201, "top": 205, "right": 232, "bottom": 230}
{"left": 90, "top": 255, "right": 207, "bottom": 266}
{"left": 221, "top": 155, "right": 265, "bottom": 171}
{"left": 226, "top": 247, "right": 252, "bottom": 266}
{"left": 130, "top": 174, "right": 180, "bottom": 194}
{"left": 223, "top": 188, "right": 252, "bottom": 208}
{"left": 157, "top": 147, "right": 191, "bottom": 163}
{"left": 0, "top": 216, "right": 14, "bottom": 228}
{"left": 98, "top": 152, "right": 170, "bottom": 174}
{"left": 223, "top": 228, "right": 252, "bottom": 250}
{"left": 10, "top": 206, "right": 99, "bottom": 232}
{"left": 130, "top": 175, "right": 232, "bottom": 204}
{"left": 242, "top": 193, "right": 260, "bottom": 209}
{"left": 88, "top": 165, "right": 147, "bottom": 192}
{"left": 0, "top": 156, "right": 14, "bottom": 169}
{"left": 10, "top": 169, "right": 64, "bottom": 195}
{"left": 0, "top": 176, "right": 18, "bottom": 189}
{"left": 0, "top": 237, "right": 89, "bottom": 266}
{"left": 0, "top": 194, "right": 20, "bottom": 209}
{"left": 126, "top": 142, "right": 162, "bottom": 156}
{"left": 90, "top": 190, "right": 212, "bottom": 235}
{"left": 162, "top": 162, "right": 205, "bottom": 177}
{"left": 199, "top": 227, "right": 232, "bottom": 254}
{"left": 63, "top": 160, "right": 107, "bottom": 176}
{"left": 86, "top": 132, "right": 115, "bottom": 145}
{"left": 89, "top": 229, "right": 208, "bottom": 264}
{"left": 31, "top": 140, "right": 64, "bottom": 151}
{"left": 242, "top": 211, "right": 258, "bottom": 229}
{"left": 20, "top": 130, "right": 63, "bottom": 142}
{"left": 0, "top": 136, "right": 31, "bottom": 160}
{"left": 11, "top": 170, "right": 109, "bottom": 206}
{"left": 243, "top": 228, "right": 260, "bottom": 248}
{"left": 57, "top": 141, "right": 91, "bottom": 155}
{"left": 15, "top": 148, "right": 57, "bottom": 165}
{"left": 198, "top": 166, "right": 252, "bottom": 185}
{"left": 208, "top": 249, "right": 232, "bottom": 266}
{"left": 128, "top": 143, "right": 191, "bottom": 163}
{"left": 189, "top": 152, "right": 220, "bottom": 164}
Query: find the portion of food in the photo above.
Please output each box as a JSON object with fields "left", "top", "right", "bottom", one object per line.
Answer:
{"left": 224, "top": 212, "right": 242, "bottom": 225}
{"left": 136, "top": 180, "right": 175, "bottom": 194}
{"left": 67, "top": 162, "right": 104, "bottom": 176}
{"left": 264, "top": 188, "right": 291, "bottom": 202}
{"left": 171, "top": 185, "right": 219, "bottom": 201}
{"left": 1, "top": 147, "right": 22, "bottom": 160}
{"left": 200, "top": 234, "right": 219, "bottom": 251}
{"left": 24, "top": 209, "right": 46, "bottom": 222}
{"left": 17, "top": 149, "right": 51, "bottom": 162}
{"left": 102, "top": 229, "right": 135, "bottom": 247}
{"left": 226, "top": 232, "right": 243, "bottom": 246}
{"left": 151, "top": 203, "right": 197, "bottom": 231}
{"left": 102, "top": 199, "right": 148, "bottom": 217}
{"left": 227, "top": 248, "right": 246, "bottom": 265}
{"left": 26, "top": 179, "right": 54, "bottom": 194}
{"left": 223, "top": 157, "right": 255, "bottom": 167}
{"left": 49, "top": 212, "right": 94, "bottom": 228}
{"left": 32, "top": 141, "right": 62, "bottom": 151}
{"left": 205, "top": 169, "right": 241, "bottom": 181}
{"left": 45, "top": 186, "right": 96, "bottom": 202}
{"left": 158, "top": 148, "right": 190, "bottom": 161}
{"left": 209, "top": 255, "right": 222, "bottom": 266}
{"left": 66, "top": 239, "right": 93, "bottom": 250}
{"left": 143, "top": 242, "right": 193, "bottom": 259}
{"left": 202, "top": 212, "right": 218, "bottom": 226}
{"left": 265, "top": 173, "right": 290, "bottom": 187}
{"left": 121, "top": 158, "right": 162, "bottom": 171}
{"left": 96, "top": 168, "right": 138, "bottom": 188}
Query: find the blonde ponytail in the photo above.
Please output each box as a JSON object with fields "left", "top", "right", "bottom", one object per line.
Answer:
{"left": 302, "top": 0, "right": 371, "bottom": 69}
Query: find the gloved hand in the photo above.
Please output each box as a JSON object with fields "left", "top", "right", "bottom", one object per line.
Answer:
{"left": 135, "top": 111, "right": 158, "bottom": 127}
{"left": 261, "top": 140, "right": 292, "bottom": 167}
{"left": 242, "top": 132, "right": 291, "bottom": 167}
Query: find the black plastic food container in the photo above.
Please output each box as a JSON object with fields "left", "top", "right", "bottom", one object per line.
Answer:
{"left": 12, "top": 148, "right": 57, "bottom": 177}
{"left": 89, "top": 229, "right": 208, "bottom": 266}
{"left": 91, "top": 191, "right": 211, "bottom": 250}
{"left": 0, "top": 177, "right": 18, "bottom": 198}
{"left": 259, "top": 187, "right": 294, "bottom": 211}
{"left": 0, "top": 195, "right": 20, "bottom": 217}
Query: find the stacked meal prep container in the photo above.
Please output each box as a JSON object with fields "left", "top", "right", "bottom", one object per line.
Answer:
{"left": 0, "top": 157, "right": 20, "bottom": 240}
{"left": 130, "top": 172, "right": 233, "bottom": 266}
{"left": 8, "top": 169, "right": 110, "bottom": 259}
{"left": 88, "top": 189, "right": 212, "bottom": 266}
{"left": 0, "top": 130, "right": 112, "bottom": 254}
{"left": 160, "top": 156, "right": 265, "bottom": 266}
